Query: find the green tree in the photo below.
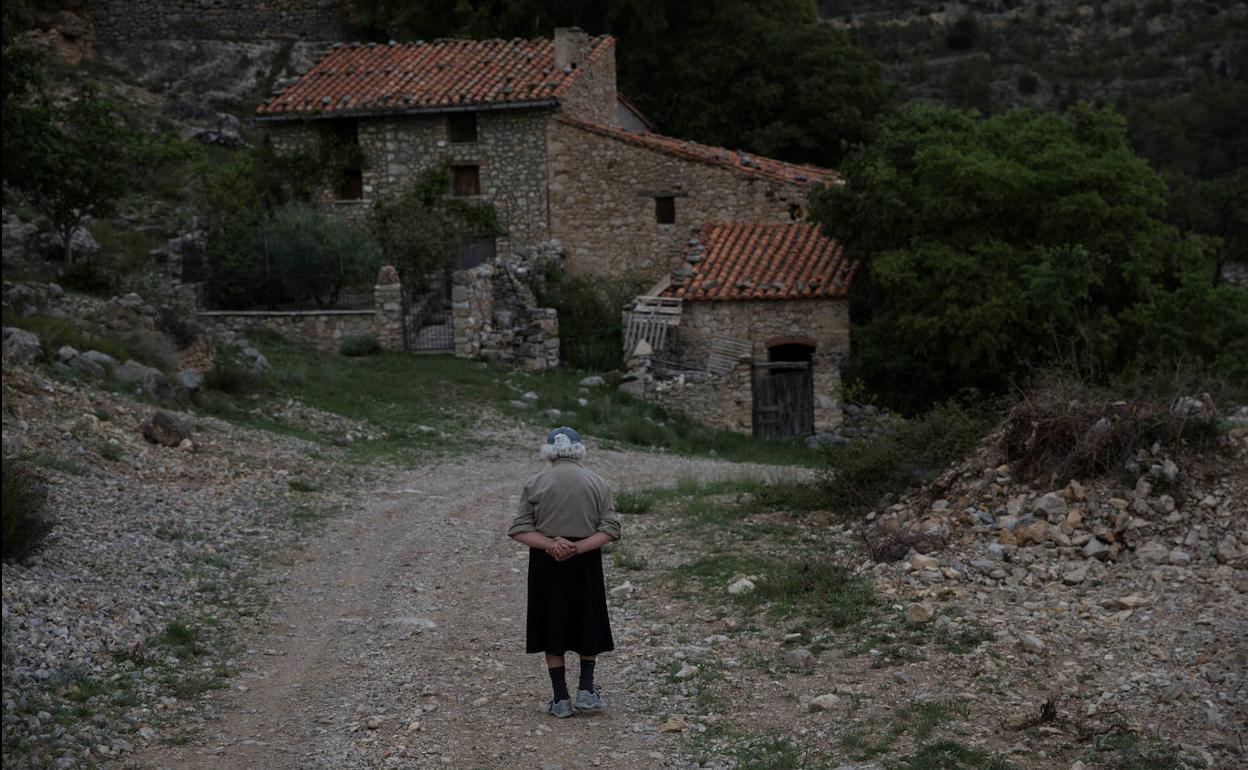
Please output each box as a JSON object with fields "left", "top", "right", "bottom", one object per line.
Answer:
{"left": 6, "top": 85, "right": 147, "bottom": 262}
{"left": 810, "top": 102, "right": 1238, "bottom": 412}
{"left": 367, "top": 167, "right": 500, "bottom": 292}
{"left": 1124, "top": 78, "right": 1248, "bottom": 283}
{"left": 264, "top": 203, "right": 384, "bottom": 307}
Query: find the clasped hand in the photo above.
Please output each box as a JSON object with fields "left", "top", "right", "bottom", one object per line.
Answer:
{"left": 545, "top": 537, "right": 578, "bottom": 561}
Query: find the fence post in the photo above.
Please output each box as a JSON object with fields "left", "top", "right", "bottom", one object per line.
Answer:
{"left": 373, "top": 265, "right": 405, "bottom": 351}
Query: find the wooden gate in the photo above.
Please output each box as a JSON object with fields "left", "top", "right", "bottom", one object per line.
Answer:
{"left": 752, "top": 362, "right": 813, "bottom": 440}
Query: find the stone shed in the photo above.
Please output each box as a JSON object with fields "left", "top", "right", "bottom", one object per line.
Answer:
{"left": 633, "top": 221, "right": 857, "bottom": 439}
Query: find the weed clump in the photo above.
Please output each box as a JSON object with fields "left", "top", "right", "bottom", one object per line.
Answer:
{"left": 339, "top": 334, "right": 382, "bottom": 357}
{"left": 204, "top": 348, "right": 264, "bottom": 395}
{"left": 2, "top": 459, "right": 52, "bottom": 561}
{"left": 824, "top": 400, "right": 1001, "bottom": 514}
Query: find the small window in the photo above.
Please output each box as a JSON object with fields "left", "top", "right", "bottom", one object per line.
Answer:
{"left": 655, "top": 196, "right": 676, "bottom": 224}
{"left": 340, "top": 168, "right": 363, "bottom": 200}
{"left": 448, "top": 112, "right": 478, "bottom": 143}
{"left": 450, "top": 165, "right": 481, "bottom": 196}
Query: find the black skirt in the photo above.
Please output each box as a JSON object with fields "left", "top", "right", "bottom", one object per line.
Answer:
{"left": 526, "top": 546, "right": 615, "bottom": 656}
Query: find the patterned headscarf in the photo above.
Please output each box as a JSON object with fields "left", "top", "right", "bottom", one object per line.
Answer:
{"left": 541, "top": 426, "right": 586, "bottom": 460}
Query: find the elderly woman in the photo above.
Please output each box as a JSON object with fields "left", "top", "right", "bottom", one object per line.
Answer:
{"left": 508, "top": 426, "right": 621, "bottom": 718}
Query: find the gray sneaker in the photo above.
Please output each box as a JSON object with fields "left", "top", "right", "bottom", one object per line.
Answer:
{"left": 546, "top": 698, "right": 574, "bottom": 718}
{"left": 574, "top": 688, "right": 605, "bottom": 712}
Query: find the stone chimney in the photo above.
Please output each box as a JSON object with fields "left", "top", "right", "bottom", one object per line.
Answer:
{"left": 554, "top": 27, "right": 589, "bottom": 71}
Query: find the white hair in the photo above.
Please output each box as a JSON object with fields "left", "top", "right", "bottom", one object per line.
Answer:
{"left": 541, "top": 432, "right": 586, "bottom": 461}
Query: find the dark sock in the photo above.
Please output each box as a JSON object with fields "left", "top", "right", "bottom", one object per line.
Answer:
{"left": 578, "top": 659, "right": 596, "bottom": 693}
{"left": 548, "top": 666, "right": 569, "bottom": 701}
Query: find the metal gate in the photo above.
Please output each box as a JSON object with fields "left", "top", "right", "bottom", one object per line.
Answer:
{"left": 752, "top": 362, "right": 813, "bottom": 440}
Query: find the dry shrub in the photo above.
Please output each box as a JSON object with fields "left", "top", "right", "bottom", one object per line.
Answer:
{"left": 1002, "top": 377, "right": 1215, "bottom": 482}
{"left": 862, "top": 526, "right": 946, "bottom": 563}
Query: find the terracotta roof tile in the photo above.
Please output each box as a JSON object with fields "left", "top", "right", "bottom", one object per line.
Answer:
{"left": 558, "top": 116, "right": 836, "bottom": 188}
{"left": 662, "top": 222, "right": 857, "bottom": 302}
{"left": 257, "top": 36, "right": 613, "bottom": 118}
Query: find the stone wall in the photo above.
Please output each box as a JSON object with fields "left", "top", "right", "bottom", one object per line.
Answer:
{"left": 649, "top": 363, "right": 754, "bottom": 434}
{"left": 198, "top": 309, "right": 376, "bottom": 353}
{"left": 452, "top": 262, "right": 559, "bottom": 371}
{"left": 266, "top": 108, "right": 552, "bottom": 251}
{"left": 86, "top": 0, "right": 345, "bottom": 43}
{"left": 557, "top": 37, "right": 619, "bottom": 125}
{"left": 196, "top": 275, "right": 406, "bottom": 353}
{"left": 548, "top": 121, "right": 813, "bottom": 279}
{"left": 649, "top": 298, "right": 850, "bottom": 435}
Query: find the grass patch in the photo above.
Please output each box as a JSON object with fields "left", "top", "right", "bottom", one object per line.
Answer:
{"left": 1, "top": 310, "right": 133, "bottom": 363}
{"left": 238, "top": 336, "right": 823, "bottom": 466}
{"left": 842, "top": 700, "right": 969, "bottom": 762}
{"left": 751, "top": 560, "right": 875, "bottom": 628}
{"left": 157, "top": 619, "right": 200, "bottom": 659}
{"left": 339, "top": 333, "right": 382, "bottom": 357}
{"left": 28, "top": 451, "right": 90, "bottom": 476}
{"left": 889, "top": 740, "right": 1015, "bottom": 769}
{"left": 1094, "top": 730, "right": 1181, "bottom": 770}
{"left": 287, "top": 478, "right": 321, "bottom": 493}
{"left": 290, "top": 506, "right": 329, "bottom": 522}
{"left": 611, "top": 546, "right": 648, "bottom": 571}
{"left": 98, "top": 442, "right": 123, "bottom": 462}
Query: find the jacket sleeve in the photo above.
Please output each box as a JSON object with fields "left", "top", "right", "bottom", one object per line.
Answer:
{"left": 507, "top": 481, "right": 538, "bottom": 536}
{"left": 595, "top": 482, "right": 621, "bottom": 540}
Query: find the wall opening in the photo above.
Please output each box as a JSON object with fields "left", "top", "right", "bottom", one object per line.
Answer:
{"left": 451, "top": 164, "right": 481, "bottom": 196}
{"left": 655, "top": 196, "right": 676, "bottom": 224}
{"left": 449, "top": 112, "right": 478, "bottom": 143}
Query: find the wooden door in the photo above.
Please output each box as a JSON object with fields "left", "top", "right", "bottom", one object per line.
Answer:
{"left": 752, "top": 363, "right": 814, "bottom": 440}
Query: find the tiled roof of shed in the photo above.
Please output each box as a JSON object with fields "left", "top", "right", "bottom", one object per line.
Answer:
{"left": 558, "top": 117, "right": 836, "bottom": 188}
{"left": 662, "top": 222, "right": 857, "bottom": 302}
{"left": 257, "top": 35, "right": 614, "bottom": 118}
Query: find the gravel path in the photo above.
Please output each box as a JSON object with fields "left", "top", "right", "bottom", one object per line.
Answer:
{"left": 129, "top": 445, "right": 802, "bottom": 770}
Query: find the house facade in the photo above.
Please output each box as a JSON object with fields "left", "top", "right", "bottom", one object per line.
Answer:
{"left": 634, "top": 221, "right": 856, "bottom": 438}
{"left": 256, "top": 28, "right": 833, "bottom": 279}
{"left": 257, "top": 28, "right": 856, "bottom": 437}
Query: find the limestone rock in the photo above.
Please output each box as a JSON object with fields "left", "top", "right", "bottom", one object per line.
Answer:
{"left": 1019, "top": 634, "right": 1046, "bottom": 654}
{"left": 2, "top": 327, "right": 43, "bottom": 364}
{"left": 1034, "top": 492, "right": 1068, "bottom": 520}
{"left": 141, "top": 411, "right": 192, "bottom": 448}
{"left": 910, "top": 554, "right": 939, "bottom": 571}
{"left": 175, "top": 369, "right": 204, "bottom": 392}
{"left": 807, "top": 693, "right": 841, "bottom": 712}
{"left": 905, "top": 602, "right": 936, "bottom": 624}
{"left": 727, "top": 578, "right": 755, "bottom": 595}
{"left": 658, "top": 714, "right": 687, "bottom": 732}
{"left": 782, "top": 648, "right": 816, "bottom": 670}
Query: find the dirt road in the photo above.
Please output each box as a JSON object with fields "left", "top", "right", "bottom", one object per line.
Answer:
{"left": 131, "top": 445, "right": 793, "bottom": 770}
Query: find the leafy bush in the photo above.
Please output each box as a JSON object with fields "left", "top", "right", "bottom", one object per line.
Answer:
{"left": 813, "top": 102, "right": 1233, "bottom": 413}
{"left": 261, "top": 203, "right": 383, "bottom": 308}
{"left": 533, "top": 267, "right": 649, "bottom": 371}
{"left": 203, "top": 349, "right": 263, "bottom": 395}
{"left": 339, "top": 333, "right": 382, "bottom": 357}
{"left": 2, "top": 459, "right": 51, "bottom": 561}
{"left": 56, "top": 260, "right": 115, "bottom": 294}
{"left": 367, "top": 167, "right": 500, "bottom": 295}
{"left": 823, "top": 400, "right": 1002, "bottom": 514}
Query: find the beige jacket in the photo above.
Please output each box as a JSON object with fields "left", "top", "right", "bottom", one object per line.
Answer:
{"left": 508, "top": 459, "right": 621, "bottom": 540}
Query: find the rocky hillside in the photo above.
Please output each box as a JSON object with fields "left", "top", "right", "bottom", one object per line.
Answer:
{"left": 822, "top": 0, "right": 1247, "bottom": 111}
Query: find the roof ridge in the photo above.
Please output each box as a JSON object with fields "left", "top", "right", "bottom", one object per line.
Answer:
{"left": 556, "top": 116, "right": 835, "bottom": 188}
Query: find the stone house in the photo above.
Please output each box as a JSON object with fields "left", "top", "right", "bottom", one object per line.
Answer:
{"left": 255, "top": 28, "right": 835, "bottom": 279}
{"left": 631, "top": 221, "right": 857, "bottom": 438}
{"left": 255, "top": 28, "right": 855, "bottom": 435}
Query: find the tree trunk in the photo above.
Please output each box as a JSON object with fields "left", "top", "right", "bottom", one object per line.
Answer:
{"left": 61, "top": 226, "right": 74, "bottom": 264}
